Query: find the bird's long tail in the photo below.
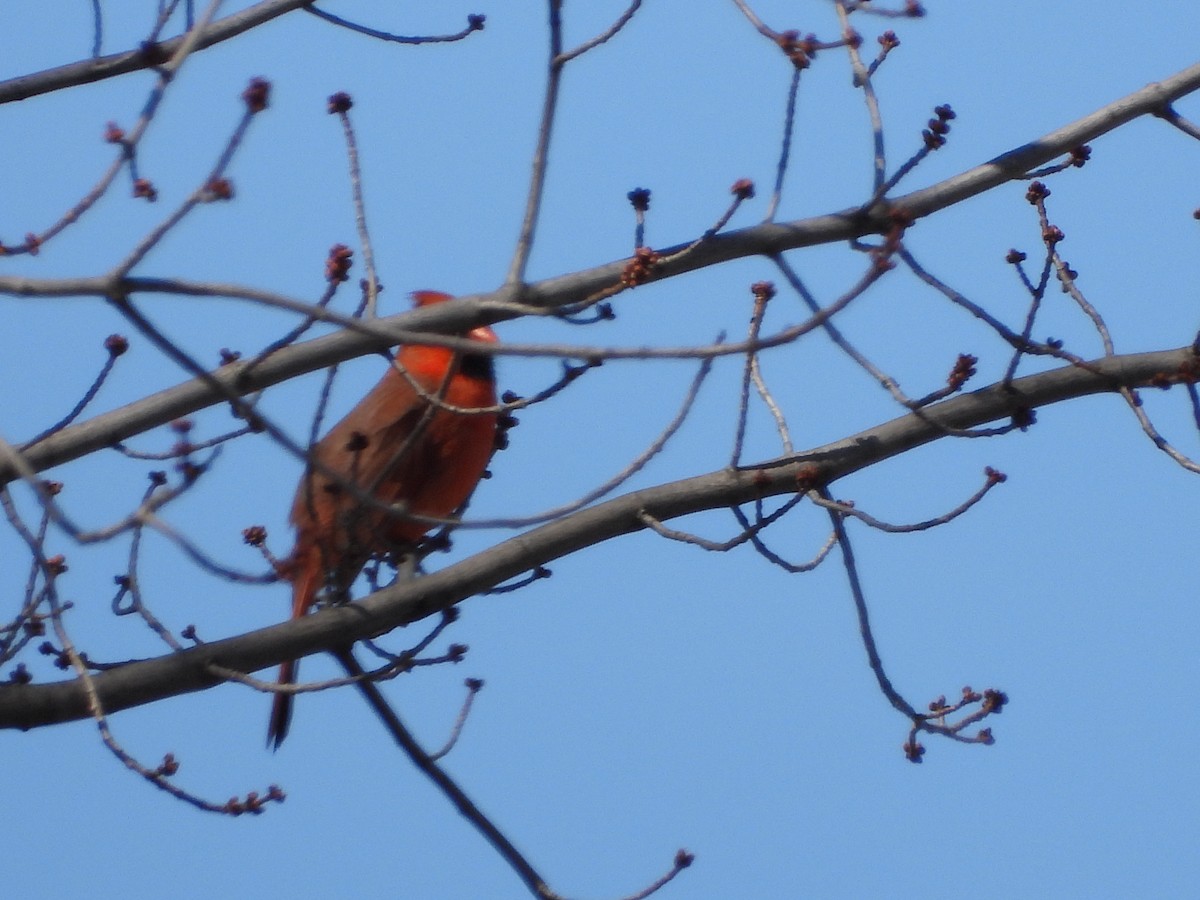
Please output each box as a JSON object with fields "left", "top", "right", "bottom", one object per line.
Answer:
{"left": 267, "top": 548, "right": 321, "bottom": 749}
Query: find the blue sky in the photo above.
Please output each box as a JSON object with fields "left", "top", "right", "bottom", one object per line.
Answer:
{"left": 2, "top": 2, "right": 1198, "bottom": 898}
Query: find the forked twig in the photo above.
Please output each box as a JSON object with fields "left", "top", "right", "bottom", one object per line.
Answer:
{"left": 333, "top": 647, "right": 562, "bottom": 899}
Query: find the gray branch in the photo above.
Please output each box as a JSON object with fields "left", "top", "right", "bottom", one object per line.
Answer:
{"left": 0, "top": 345, "right": 1190, "bottom": 730}
{"left": 3, "top": 60, "right": 1198, "bottom": 485}
{"left": 0, "top": 0, "right": 310, "bottom": 105}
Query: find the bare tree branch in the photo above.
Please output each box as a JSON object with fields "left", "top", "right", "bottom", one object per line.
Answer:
{"left": 3, "top": 58, "right": 1197, "bottom": 487}
{"left": 2, "top": 344, "right": 1193, "bottom": 730}
{"left": 0, "top": 0, "right": 309, "bottom": 105}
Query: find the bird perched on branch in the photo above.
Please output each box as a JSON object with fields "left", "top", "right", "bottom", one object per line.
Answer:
{"left": 268, "top": 290, "right": 499, "bottom": 748}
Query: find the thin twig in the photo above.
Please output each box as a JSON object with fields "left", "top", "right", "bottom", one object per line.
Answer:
{"left": 764, "top": 68, "right": 801, "bottom": 223}
{"left": 332, "top": 100, "right": 380, "bottom": 318}
{"left": 90, "top": 0, "right": 103, "bottom": 56}
{"left": 729, "top": 504, "right": 838, "bottom": 573}
{"left": 483, "top": 565, "right": 552, "bottom": 594}
{"left": 654, "top": 183, "right": 757, "bottom": 270}
{"left": 113, "top": 425, "right": 254, "bottom": 460}
{"left": 467, "top": 353, "right": 715, "bottom": 529}
{"left": 333, "top": 648, "right": 562, "bottom": 900}
{"left": 3, "top": 1, "right": 225, "bottom": 257}
{"left": 729, "top": 0, "right": 773, "bottom": 36}
{"left": 506, "top": 1, "right": 565, "bottom": 287}
{"left": 148, "top": 0, "right": 187, "bottom": 43}
{"left": 111, "top": 479, "right": 187, "bottom": 651}
{"left": 751, "top": 349, "right": 794, "bottom": 454}
{"left": 1002, "top": 253, "right": 1053, "bottom": 387}
{"left": 361, "top": 608, "right": 458, "bottom": 664}
{"left": 22, "top": 340, "right": 125, "bottom": 447}
{"left": 1155, "top": 103, "right": 1200, "bottom": 141}
{"left": 239, "top": 254, "right": 348, "bottom": 378}
{"left": 303, "top": 8, "right": 485, "bottom": 44}
{"left": 639, "top": 493, "right": 804, "bottom": 552}
{"left": 555, "top": 0, "right": 643, "bottom": 65}
{"left": 111, "top": 82, "right": 259, "bottom": 277}
{"left": 615, "top": 850, "right": 695, "bottom": 900}
{"left": 811, "top": 468, "right": 1005, "bottom": 533}
{"left": 141, "top": 513, "right": 279, "bottom": 583}
{"left": 823, "top": 487, "right": 918, "bottom": 718}
{"left": 428, "top": 679, "right": 483, "bottom": 761}
{"left": 834, "top": 0, "right": 886, "bottom": 193}
{"left": 732, "top": 284, "right": 773, "bottom": 466}
{"left": 5, "top": 486, "right": 277, "bottom": 814}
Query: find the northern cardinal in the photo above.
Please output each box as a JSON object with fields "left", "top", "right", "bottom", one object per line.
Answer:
{"left": 268, "top": 290, "right": 498, "bottom": 748}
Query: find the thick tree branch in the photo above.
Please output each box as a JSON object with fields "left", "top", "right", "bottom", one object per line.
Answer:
{"left": 1, "top": 345, "right": 1192, "bottom": 730}
{"left": 0, "top": 0, "right": 309, "bottom": 105}
{"left": 3, "top": 60, "right": 1198, "bottom": 485}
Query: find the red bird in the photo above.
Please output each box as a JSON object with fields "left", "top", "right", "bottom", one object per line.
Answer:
{"left": 268, "top": 290, "right": 498, "bottom": 748}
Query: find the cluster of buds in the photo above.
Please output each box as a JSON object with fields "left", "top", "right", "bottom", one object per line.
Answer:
{"left": 794, "top": 462, "right": 822, "bottom": 493}
{"left": 133, "top": 178, "right": 158, "bottom": 202}
{"left": 621, "top": 246, "right": 660, "bottom": 287}
{"left": 907, "top": 684, "right": 1008, "bottom": 762}
{"left": 38, "top": 640, "right": 71, "bottom": 670}
{"left": 169, "top": 419, "right": 203, "bottom": 482}
{"left": 325, "top": 243, "right": 354, "bottom": 282}
{"left": 776, "top": 29, "right": 819, "bottom": 69}
{"left": 1150, "top": 354, "right": 1200, "bottom": 389}
{"left": 730, "top": 178, "right": 756, "bottom": 201}
{"left": 242, "top": 77, "right": 271, "bottom": 114}
{"left": 627, "top": 187, "right": 651, "bottom": 212}
{"left": 751, "top": 280, "right": 776, "bottom": 304}
{"left": 946, "top": 353, "right": 977, "bottom": 391}
{"left": 242, "top": 525, "right": 268, "bottom": 547}
{"left": 203, "top": 177, "right": 234, "bottom": 201}
{"left": 978, "top": 688, "right": 1008, "bottom": 712}
{"left": 922, "top": 104, "right": 955, "bottom": 150}
{"left": 984, "top": 466, "right": 1008, "bottom": 486}
{"left": 327, "top": 91, "right": 353, "bottom": 115}
{"left": 864, "top": 209, "right": 911, "bottom": 273}
{"left": 223, "top": 784, "right": 286, "bottom": 816}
